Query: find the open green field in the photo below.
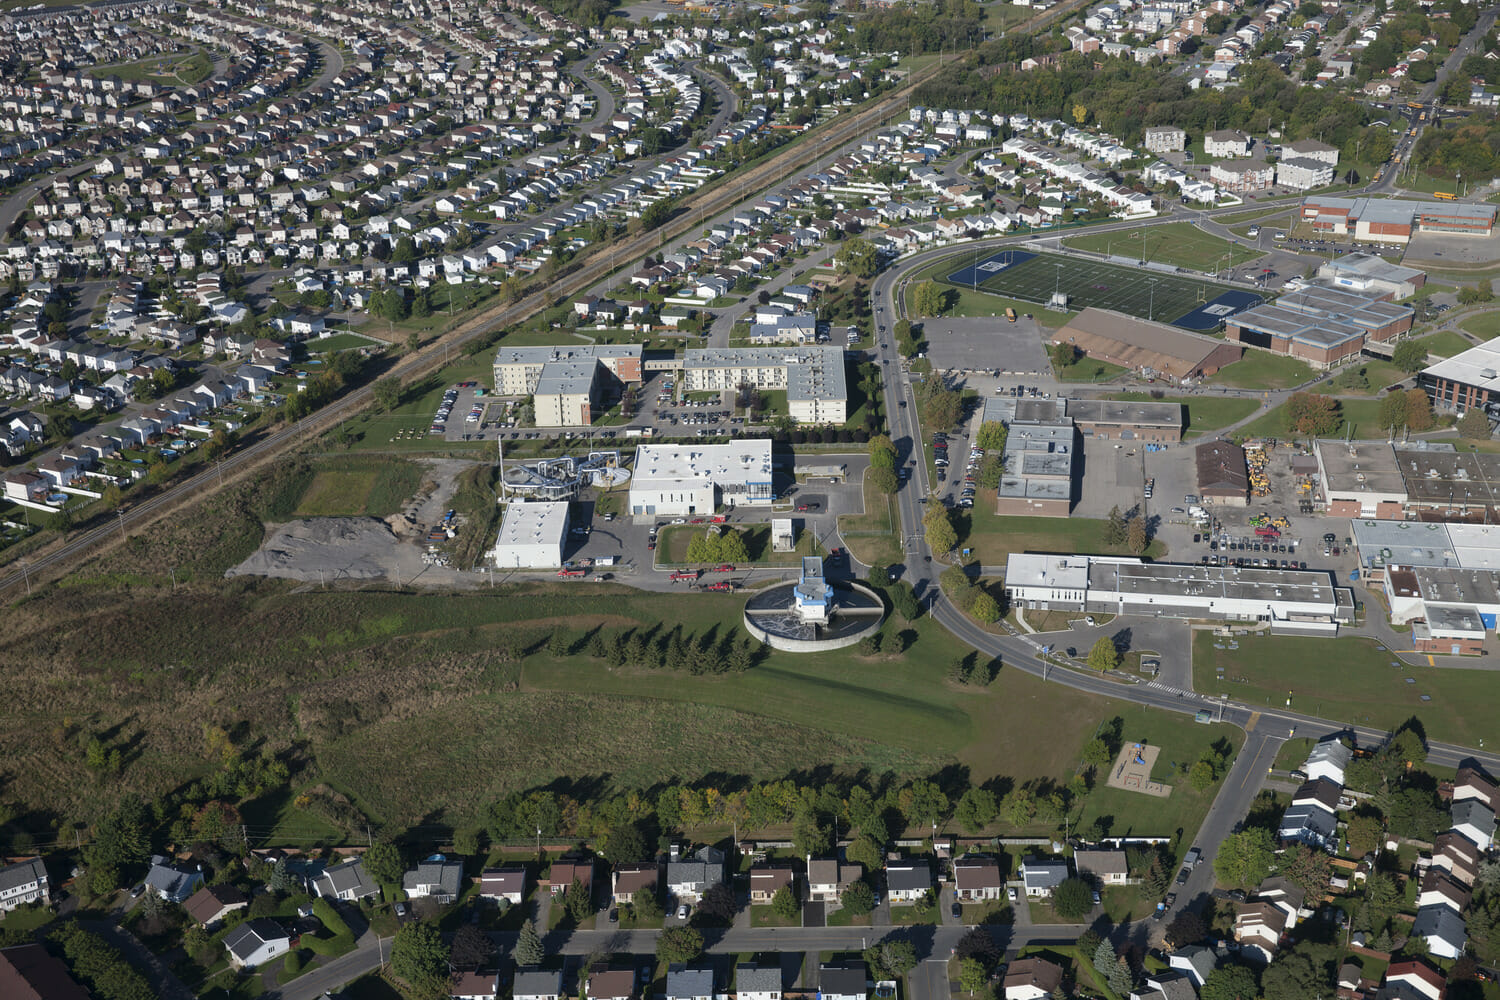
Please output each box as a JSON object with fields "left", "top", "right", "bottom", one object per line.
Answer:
{"left": 307, "top": 333, "right": 382, "bottom": 354}
{"left": 906, "top": 257, "right": 1074, "bottom": 327}
{"left": 957, "top": 510, "right": 1167, "bottom": 565}
{"left": 1236, "top": 396, "right": 1385, "bottom": 441}
{"left": 1062, "top": 223, "right": 1262, "bottom": 271}
{"left": 290, "top": 457, "right": 423, "bottom": 517}
{"left": 92, "top": 50, "right": 213, "bottom": 85}
{"left": 1056, "top": 358, "right": 1129, "bottom": 383}
{"left": 1209, "top": 351, "right": 1315, "bottom": 391}
{"left": 1462, "top": 313, "right": 1500, "bottom": 340}
{"left": 1192, "top": 632, "right": 1499, "bottom": 747}
{"left": 944, "top": 251, "right": 1258, "bottom": 330}
{"left": 1106, "top": 393, "right": 1259, "bottom": 437}
{"left": 655, "top": 523, "right": 823, "bottom": 566}
{"left": 1414, "top": 330, "right": 1472, "bottom": 359}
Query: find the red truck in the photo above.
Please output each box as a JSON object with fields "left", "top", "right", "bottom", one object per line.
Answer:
{"left": 1254, "top": 526, "right": 1281, "bottom": 539}
{"left": 705, "top": 581, "right": 736, "bottom": 592}
{"left": 712, "top": 564, "right": 736, "bottom": 573}
{"left": 670, "top": 570, "right": 701, "bottom": 583}
{"left": 557, "top": 568, "right": 586, "bottom": 578}
{"left": 709, "top": 515, "right": 728, "bottom": 524}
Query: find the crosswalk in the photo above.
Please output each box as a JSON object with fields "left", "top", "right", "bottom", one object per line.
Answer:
{"left": 1145, "top": 678, "right": 1199, "bottom": 698}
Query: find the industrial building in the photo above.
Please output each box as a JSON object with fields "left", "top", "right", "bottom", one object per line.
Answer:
{"left": 1315, "top": 439, "right": 1408, "bottom": 518}
{"left": 680, "top": 346, "right": 847, "bottom": 424}
{"left": 1050, "top": 308, "right": 1245, "bottom": 381}
{"left": 1196, "top": 441, "right": 1249, "bottom": 506}
{"left": 1316, "top": 254, "right": 1426, "bottom": 301}
{"left": 627, "top": 439, "right": 775, "bottom": 517}
{"left": 492, "top": 501, "right": 571, "bottom": 569}
{"left": 1223, "top": 285, "right": 1413, "bottom": 368}
{"left": 982, "top": 397, "right": 1077, "bottom": 517}
{"left": 492, "top": 345, "right": 643, "bottom": 428}
{"left": 1301, "top": 196, "right": 1497, "bottom": 244}
{"left": 1004, "top": 554, "right": 1353, "bottom": 633}
{"left": 1421, "top": 339, "right": 1500, "bottom": 415}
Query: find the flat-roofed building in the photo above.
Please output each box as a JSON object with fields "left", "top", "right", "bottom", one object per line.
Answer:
{"left": 1315, "top": 439, "right": 1407, "bottom": 518}
{"left": 678, "top": 346, "right": 847, "bottom": 424}
{"left": 1301, "top": 196, "right": 1497, "bottom": 244}
{"left": 1396, "top": 446, "right": 1500, "bottom": 513}
{"left": 1051, "top": 308, "right": 1245, "bottom": 381}
{"left": 1225, "top": 286, "right": 1413, "bottom": 368}
{"left": 1384, "top": 563, "right": 1500, "bottom": 629}
{"left": 1317, "top": 254, "right": 1426, "bottom": 301}
{"left": 492, "top": 501, "right": 570, "bottom": 569}
{"left": 1144, "top": 126, "right": 1187, "bottom": 153}
{"left": 628, "top": 439, "right": 775, "bottom": 517}
{"left": 1276, "top": 158, "right": 1335, "bottom": 191}
{"left": 493, "top": 345, "right": 643, "bottom": 428}
{"left": 1204, "top": 129, "right": 1252, "bottom": 157}
{"left": 984, "top": 396, "right": 1076, "bottom": 517}
{"left": 1421, "top": 339, "right": 1500, "bottom": 415}
{"left": 1064, "top": 398, "right": 1184, "bottom": 441}
{"left": 1005, "top": 553, "right": 1352, "bottom": 633}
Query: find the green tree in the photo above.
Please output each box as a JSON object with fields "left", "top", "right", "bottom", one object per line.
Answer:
{"left": 656, "top": 926, "right": 704, "bottom": 964}
{"left": 867, "top": 939, "right": 918, "bottom": 979}
{"left": 771, "top": 884, "right": 800, "bottom": 921}
{"left": 924, "top": 507, "right": 958, "bottom": 554}
{"left": 1345, "top": 812, "right": 1383, "bottom": 857}
{"left": 975, "top": 421, "right": 1008, "bottom": 451}
{"left": 954, "top": 788, "right": 999, "bottom": 833}
{"left": 836, "top": 238, "right": 878, "bottom": 278}
{"left": 1082, "top": 738, "right": 1112, "bottom": 770}
{"left": 1200, "top": 964, "right": 1259, "bottom": 1000}
{"left": 373, "top": 375, "right": 403, "bottom": 412}
{"left": 1458, "top": 407, "right": 1491, "bottom": 440}
{"left": 1262, "top": 951, "right": 1325, "bottom": 1000}
{"left": 564, "top": 878, "right": 594, "bottom": 923}
{"left": 1105, "top": 950, "right": 1135, "bottom": 995}
{"left": 391, "top": 922, "right": 448, "bottom": 996}
{"left": 1391, "top": 339, "right": 1429, "bottom": 372}
{"left": 868, "top": 465, "right": 899, "bottom": 495}
{"left": 841, "top": 880, "right": 876, "bottom": 915}
{"left": 911, "top": 280, "right": 948, "bottom": 317}
{"left": 1051, "top": 341, "right": 1079, "bottom": 370}
{"left": 1189, "top": 760, "right": 1217, "bottom": 791}
{"left": 1104, "top": 506, "right": 1126, "bottom": 546}
{"left": 515, "top": 920, "right": 545, "bottom": 966}
{"left": 363, "top": 840, "right": 404, "bottom": 886}
{"left": 1379, "top": 390, "right": 1409, "bottom": 431}
{"left": 1166, "top": 909, "right": 1208, "bottom": 948}
{"left": 1214, "top": 828, "right": 1276, "bottom": 888}
{"left": 969, "top": 591, "right": 1001, "bottom": 624}
{"left": 1403, "top": 388, "right": 1434, "bottom": 432}
{"left": 1088, "top": 636, "right": 1120, "bottom": 671}
{"left": 1281, "top": 844, "right": 1333, "bottom": 897}
{"left": 632, "top": 885, "right": 663, "bottom": 922}
{"left": 793, "top": 813, "right": 832, "bottom": 858}
{"left": 1053, "top": 877, "right": 1094, "bottom": 919}
{"left": 959, "top": 957, "right": 991, "bottom": 996}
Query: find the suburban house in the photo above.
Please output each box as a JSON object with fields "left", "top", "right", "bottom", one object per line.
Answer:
{"left": 1412, "top": 905, "right": 1467, "bottom": 959}
{"left": 479, "top": 866, "right": 528, "bottom": 905}
{"left": 612, "top": 862, "right": 663, "bottom": 905}
{"left": 1305, "top": 738, "right": 1352, "bottom": 785}
{"left": 807, "top": 859, "right": 863, "bottom": 903}
{"left": 0, "top": 859, "right": 49, "bottom": 913}
{"left": 223, "top": 919, "right": 292, "bottom": 969}
{"left": 1020, "top": 857, "right": 1070, "bottom": 897}
{"left": 144, "top": 855, "right": 204, "bottom": 903}
{"left": 403, "top": 857, "right": 465, "bottom": 903}
{"left": 749, "top": 865, "right": 795, "bottom": 904}
{"left": 0, "top": 942, "right": 90, "bottom": 1000}
{"left": 1384, "top": 960, "right": 1448, "bottom": 1000}
{"left": 1073, "top": 850, "right": 1128, "bottom": 887}
{"left": 451, "top": 969, "right": 502, "bottom": 1000}
{"left": 666, "top": 845, "right": 725, "bottom": 903}
{"left": 736, "top": 963, "right": 784, "bottom": 1000}
{"left": 514, "top": 969, "right": 565, "bottom": 1000}
{"left": 1132, "top": 971, "right": 1199, "bottom": 1000}
{"left": 665, "top": 966, "right": 716, "bottom": 1000}
{"left": 819, "top": 962, "right": 869, "bottom": 1000}
{"left": 312, "top": 858, "right": 381, "bottom": 902}
{"left": 953, "top": 856, "right": 1003, "bottom": 902}
{"left": 1451, "top": 799, "right": 1496, "bottom": 851}
{"left": 1417, "top": 870, "right": 1471, "bottom": 913}
{"left": 1454, "top": 768, "right": 1498, "bottom": 810}
{"left": 1004, "top": 958, "right": 1065, "bottom": 1000}
{"left": 549, "top": 858, "right": 596, "bottom": 898}
{"left": 1234, "top": 901, "right": 1290, "bottom": 963}
{"left": 1434, "top": 833, "right": 1481, "bottom": 885}
{"left": 588, "top": 966, "right": 638, "bottom": 1000}
{"left": 886, "top": 859, "right": 932, "bottom": 904}
{"left": 1167, "top": 945, "right": 1218, "bottom": 988}
{"left": 183, "top": 884, "right": 249, "bottom": 928}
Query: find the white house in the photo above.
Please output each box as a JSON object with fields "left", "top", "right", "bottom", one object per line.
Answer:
{"left": 0, "top": 859, "right": 49, "bottom": 913}
{"left": 223, "top": 918, "right": 291, "bottom": 969}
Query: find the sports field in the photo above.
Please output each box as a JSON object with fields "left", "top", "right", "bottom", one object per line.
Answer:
{"left": 945, "top": 251, "right": 1263, "bottom": 332}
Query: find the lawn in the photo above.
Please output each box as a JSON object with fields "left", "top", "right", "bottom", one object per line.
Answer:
{"left": 307, "top": 333, "right": 383, "bottom": 353}
{"left": 905, "top": 256, "right": 1074, "bottom": 327}
{"left": 1461, "top": 313, "right": 1500, "bottom": 340}
{"left": 1415, "top": 330, "right": 1473, "bottom": 359}
{"left": 655, "top": 523, "right": 823, "bottom": 567}
{"left": 1055, "top": 358, "right": 1129, "bottom": 383}
{"left": 1235, "top": 397, "right": 1386, "bottom": 441}
{"left": 1209, "top": 352, "right": 1315, "bottom": 391}
{"left": 957, "top": 510, "right": 1167, "bottom": 566}
{"left": 290, "top": 456, "right": 423, "bottom": 517}
{"left": 1329, "top": 359, "right": 1408, "bottom": 395}
{"left": 1062, "top": 223, "right": 1262, "bottom": 271}
{"left": 339, "top": 354, "right": 497, "bottom": 452}
{"left": 836, "top": 474, "right": 901, "bottom": 568}
{"left": 1106, "top": 393, "right": 1259, "bottom": 437}
{"left": 1191, "top": 631, "right": 1500, "bottom": 748}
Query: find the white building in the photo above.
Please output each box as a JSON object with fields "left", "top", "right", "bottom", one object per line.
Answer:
{"left": 679, "top": 346, "right": 847, "bottom": 424}
{"left": 1276, "top": 158, "right": 1335, "bottom": 191}
{"left": 223, "top": 919, "right": 291, "bottom": 969}
{"left": 0, "top": 859, "right": 48, "bottom": 913}
{"left": 493, "top": 501, "right": 571, "bottom": 569}
{"left": 1144, "top": 126, "right": 1186, "bottom": 153}
{"left": 492, "top": 345, "right": 643, "bottom": 428}
{"left": 1204, "top": 129, "right": 1252, "bottom": 157}
{"left": 628, "top": 439, "right": 775, "bottom": 517}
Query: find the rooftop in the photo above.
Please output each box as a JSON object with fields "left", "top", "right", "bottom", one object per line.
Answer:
{"left": 1233, "top": 285, "right": 1411, "bottom": 348}
{"left": 632, "top": 439, "right": 774, "bottom": 490}
{"left": 1317, "top": 439, "right": 1408, "bottom": 497}
{"left": 682, "top": 346, "right": 847, "bottom": 403}
{"left": 494, "top": 344, "right": 643, "bottom": 366}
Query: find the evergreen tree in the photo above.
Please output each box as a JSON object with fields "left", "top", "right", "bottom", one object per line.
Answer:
{"left": 515, "top": 920, "right": 545, "bottom": 966}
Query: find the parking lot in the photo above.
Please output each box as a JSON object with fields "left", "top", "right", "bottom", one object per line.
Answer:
{"left": 921, "top": 316, "right": 1051, "bottom": 378}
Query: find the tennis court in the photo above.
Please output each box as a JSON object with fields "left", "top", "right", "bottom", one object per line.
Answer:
{"left": 945, "top": 251, "right": 1264, "bottom": 332}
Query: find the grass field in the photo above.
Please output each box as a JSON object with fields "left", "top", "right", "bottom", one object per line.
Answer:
{"left": 307, "top": 333, "right": 382, "bottom": 354}
{"left": 1209, "top": 351, "right": 1315, "bottom": 391}
{"left": 655, "top": 523, "right": 822, "bottom": 566}
{"left": 906, "top": 257, "right": 1074, "bottom": 327}
{"left": 1462, "top": 313, "right": 1500, "bottom": 340}
{"left": 945, "top": 251, "right": 1260, "bottom": 330}
{"left": 290, "top": 456, "right": 423, "bottom": 517}
{"left": 1193, "top": 632, "right": 1499, "bottom": 747}
{"left": 1062, "top": 223, "right": 1262, "bottom": 271}
{"left": 957, "top": 509, "right": 1167, "bottom": 565}
{"left": 1415, "top": 330, "right": 1473, "bottom": 359}
{"left": 1056, "top": 359, "right": 1129, "bottom": 383}
{"left": 1106, "top": 393, "right": 1259, "bottom": 437}
{"left": 1236, "top": 396, "right": 1385, "bottom": 441}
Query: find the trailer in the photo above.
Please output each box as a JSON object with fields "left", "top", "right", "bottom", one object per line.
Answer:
{"left": 557, "top": 568, "right": 586, "bottom": 578}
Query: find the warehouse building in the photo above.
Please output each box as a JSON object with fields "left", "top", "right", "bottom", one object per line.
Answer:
{"left": 1063, "top": 398, "right": 1184, "bottom": 441}
{"left": 492, "top": 501, "right": 570, "bottom": 569}
{"left": 1223, "top": 285, "right": 1413, "bottom": 368}
{"left": 1196, "top": 440, "right": 1249, "bottom": 506}
{"left": 1315, "top": 439, "right": 1408, "bottom": 518}
{"left": 1004, "top": 554, "right": 1353, "bottom": 633}
{"left": 679, "top": 346, "right": 847, "bottom": 424}
{"left": 1421, "top": 339, "right": 1500, "bottom": 415}
{"left": 492, "top": 345, "right": 643, "bottom": 428}
{"left": 1316, "top": 254, "right": 1426, "bottom": 301}
{"left": 627, "top": 439, "right": 775, "bottom": 517}
{"left": 1051, "top": 308, "right": 1245, "bottom": 381}
{"left": 1301, "top": 196, "right": 1497, "bottom": 244}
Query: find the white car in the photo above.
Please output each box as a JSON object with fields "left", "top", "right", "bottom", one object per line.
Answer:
{"left": 677, "top": 904, "right": 690, "bottom": 919}
{"left": 1084, "top": 616, "right": 1096, "bottom": 627}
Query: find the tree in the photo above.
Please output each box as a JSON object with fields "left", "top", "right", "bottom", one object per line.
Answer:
{"left": 515, "top": 921, "right": 545, "bottom": 966}
{"left": 1105, "top": 948, "right": 1135, "bottom": 996}
{"left": 1458, "top": 407, "right": 1491, "bottom": 440}
{"left": 1214, "top": 828, "right": 1276, "bottom": 888}
{"left": 970, "top": 591, "right": 1001, "bottom": 624}
{"left": 954, "top": 788, "right": 999, "bottom": 833}
{"left": 1379, "top": 390, "right": 1410, "bottom": 432}
{"left": 1127, "top": 517, "right": 1148, "bottom": 555}
{"left": 451, "top": 923, "right": 494, "bottom": 970}
{"left": 867, "top": 939, "right": 918, "bottom": 979}
{"left": 772, "top": 884, "right": 800, "bottom": 921}
{"left": 868, "top": 465, "right": 898, "bottom": 495}
{"left": 1200, "top": 964, "right": 1260, "bottom": 1000}
{"left": 564, "top": 879, "right": 594, "bottom": 923}
{"left": 1088, "top": 636, "right": 1120, "bottom": 671}
{"left": 632, "top": 885, "right": 664, "bottom": 922}
{"left": 924, "top": 507, "right": 958, "bottom": 554}
{"left": 362, "top": 840, "right": 404, "bottom": 886}
{"left": 373, "top": 375, "right": 402, "bottom": 412}
{"left": 392, "top": 922, "right": 448, "bottom": 996}
{"left": 793, "top": 813, "right": 832, "bottom": 857}
{"left": 841, "top": 880, "right": 876, "bottom": 915}
{"left": 1345, "top": 812, "right": 1383, "bottom": 857}
{"left": 1262, "top": 951, "right": 1325, "bottom": 1000}
{"left": 698, "top": 883, "right": 736, "bottom": 924}
{"left": 911, "top": 281, "right": 948, "bottom": 317}
{"left": 1104, "top": 505, "right": 1126, "bottom": 547}
{"left": 1051, "top": 341, "right": 1079, "bottom": 370}
{"left": 1403, "top": 388, "right": 1434, "bottom": 432}
{"left": 1392, "top": 340, "right": 1429, "bottom": 372}
{"left": 656, "top": 926, "right": 704, "bottom": 964}
{"left": 975, "top": 422, "right": 1008, "bottom": 451}
{"left": 960, "top": 958, "right": 991, "bottom": 996}
{"left": 1281, "top": 844, "right": 1333, "bottom": 897}
{"left": 1166, "top": 909, "right": 1208, "bottom": 947}
{"left": 836, "top": 238, "right": 878, "bottom": 279}
{"left": 1052, "top": 877, "right": 1093, "bottom": 919}
{"left": 1284, "top": 393, "right": 1341, "bottom": 436}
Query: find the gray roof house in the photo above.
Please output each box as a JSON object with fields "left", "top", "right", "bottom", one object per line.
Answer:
{"left": 311, "top": 858, "right": 381, "bottom": 902}
{"left": 1411, "top": 904, "right": 1467, "bottom": 959}
{"left": 403, "top": 856, "right": 465, "bottom": 903}
{"left": 144, "top": 855, "right": 203, "bottom": 903}
{"left": 1452, "top": 799, "right": 1496, "bottom": 851}
{"left": 514, "top": 969, "right": 564, "bottom": 1000}
{"left": 1020, "top": 857, "right": 1069, "bottom": 897}
{"left": 0, "top": 859, "right": 49, "bottom": 913}
{"left": 1304, "top": 738, "right": 1352, "bottom": 786}
{"left": 665, "top": 965, "right": 715, "bottom": 1000}
{"left": 666, "top": 845, "right": 725, "bottom": 903}
{"left": 1167, "top": 945, "right": 1218, "bottom": 988}
{"left": 819, "top": 962, "right": 868, "bottom": 1000}
{"left": 1278, "top": 803, "right": 1338, "bottom": 851}
{"left": 886, "top": 859, "right": 932, "bottom": 903}
{"left": 736, "top": 964, "right": 784, "bottom": 1000}
{"left": 223, "top": 918, "right": 291, "bottom": 969}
